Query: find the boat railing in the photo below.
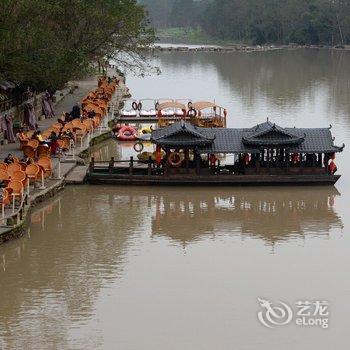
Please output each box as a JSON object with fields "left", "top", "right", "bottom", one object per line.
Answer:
{"left": 90, "top": 156, "right": 159, "bottom": 176}
{"left": 0, "top": 191, "right": 29, "bottom": 229}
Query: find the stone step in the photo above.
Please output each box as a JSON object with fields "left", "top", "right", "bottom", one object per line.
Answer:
{"left": 65, "top": 165, "right": 88, "bottom": 185}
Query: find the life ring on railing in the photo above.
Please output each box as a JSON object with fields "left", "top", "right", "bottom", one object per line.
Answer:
{"left": 187, "top": 108, "right": 197, "bottom": 117}
{"left": 168, "top": 152, "right": 182, "bottom": 167}
{"left": 138, "top": 102, "right": 142, "bottom": 111}
{"left": 291, "top": 153, "right": 300, "bottom": 164}
{"left": 133, "top": 141, "right": 144, "bottom": 153}
{"left": 132, "top": 101, "right": 138, "bottom": 110}
{"left": 155, "top": 145, "right": 162, "bottom": 165}
{"left": 209, "top": 154, "right": 217, "bottom": 166}
{"left": 328, "top": 161, "right": 337, "bottom": 174}
{"left": 188, "top": 101, "right": 193, "bottom": 109}
{"left": 117, "top": 125, "right": 137, "bottom": 141}
{"left": 243, "top": 153, "right": 250, "bottom": 165}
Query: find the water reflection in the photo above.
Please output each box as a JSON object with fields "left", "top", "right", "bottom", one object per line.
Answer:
{"left": 0, "top": 188, "right": 147, "bottom": 350}
{"left": 0, "top": 185, "right": 343, "bottom": 349}
{"left": 151, "top": 187, "right": 342, "bottom": 245}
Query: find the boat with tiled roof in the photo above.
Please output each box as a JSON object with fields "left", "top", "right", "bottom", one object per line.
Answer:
{"left": 88, "top": 119, "right": 344, "bottom": 186}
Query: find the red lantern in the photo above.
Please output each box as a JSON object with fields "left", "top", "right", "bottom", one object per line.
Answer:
{"left": 155, "top": 145, "right": 162, "bottom": 165}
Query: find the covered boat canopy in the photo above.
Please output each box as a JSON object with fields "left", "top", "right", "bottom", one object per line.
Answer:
{"left": 151, "top": 120, "right": 345, "bottom": 154}
{"left": 157, "top": 101, "right": 186, "bottom": 110}
{"left": 191, "top": 101, "right": 219, "bottom": 110}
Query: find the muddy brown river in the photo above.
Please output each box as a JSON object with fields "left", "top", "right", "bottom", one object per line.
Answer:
{"left": 0, "top": 49, "right": 349, "bottom": 349}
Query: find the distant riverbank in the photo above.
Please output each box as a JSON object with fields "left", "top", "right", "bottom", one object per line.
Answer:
{"left": 150, "top": 42, "right": 350, "bottom": 53}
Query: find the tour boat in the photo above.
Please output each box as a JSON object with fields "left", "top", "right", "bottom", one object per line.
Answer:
{"left": 138, "top": 99, "right": 157, "bottom": 117}
{"left": 119, "top": 99, "right": 139, "bottom": 117}
{"left": 88, "top": 119, "right": 345, "bottom": 186}
{"left": 114, "top": 99, "right": 227, "bottom": 128}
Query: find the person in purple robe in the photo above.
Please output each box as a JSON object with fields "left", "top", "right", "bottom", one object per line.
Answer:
{"left": 2, "top": 113, "right": 16, "bottom": 143}
{"left": 42, "top": 91, "right": 55, "bottom": 118}
{"left": 23, "top": 102, "right": 37, "bottom": 130}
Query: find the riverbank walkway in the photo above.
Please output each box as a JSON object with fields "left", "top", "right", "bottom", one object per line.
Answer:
{"left": 0, "top": 75, "right": 127, "bottom": 240}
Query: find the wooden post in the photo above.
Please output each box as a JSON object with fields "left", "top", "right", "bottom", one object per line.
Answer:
{"left": 148, "top": 156, "right": 152, "bottom": 176}
{"left": 165, "top": 149, "right": 170, "bottom": 176}
{"left": 109, "top": 157, "right": 114, "bottom": 174}
{"left": 185, "top": 148, "right": 189, "bottom": 173}
{"left": 286, "top": 151, "right": 290, "bottom": 173}
{"left": 89, "top": 157, "right": 95, "bottom": 173}
{"left": 256, "top": 153, "right": 260, "bottom": 174}
{"left": 195, "top": 152, "right": 200, "bottom": 175}
{"left": 129, "top": 156, "right": 134, "bottom": 175}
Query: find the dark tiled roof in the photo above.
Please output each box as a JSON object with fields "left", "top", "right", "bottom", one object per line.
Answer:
{"left": 151, "top": 120, "right": 215, "bottom": 146}
{"left": 242, "top": 121, "right": 304, "bottom": 146}
{"left": 151, "top": 121, "right": 344, "bottom": 154}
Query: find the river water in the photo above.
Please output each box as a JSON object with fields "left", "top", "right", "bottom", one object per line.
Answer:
{"left": 0, "top": 49, "right": 349, "bottom": 349}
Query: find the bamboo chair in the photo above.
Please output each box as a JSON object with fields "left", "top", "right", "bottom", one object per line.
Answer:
{"left": 37, "top": 157, "right": 52, "bottom": 178}
{"left": 18, "top": 133, "right": 29, "bottom": 148}
{"left": 83, "top": 119, "right": 94, "bottom": 133}
{"left": 1, "top": 188, "right": 10, "bottom": 221}
{"left": 25, "top": 164, "right": 40, "bottom": 190}
{"left": 51, "top": 122, "right": 63, "bottom": 131}
{"left": 37, "top": 145, "right": 51, "bottom": 158}
{"left": 22, "top": 145, "right": 36, "bottom": 159}
{"left": 6, "top": 180, "right": 24, "bottom": 213}
{"left": 11, "top": 170, "right": 27, "bottom": 186}
{"left": 27, "top": 139, "right": 39, "bottom": 149}
{"left": 7, "top": 163, "right": 22, "bottom": 177}
{"left": 0, "top": 162, "right": 8, "bottom": 171}
{"left": 0, "top": 169, "right": 10, "bottom": 186}
{"left": 60, "top": 136, "right": 71, "bottom": 150}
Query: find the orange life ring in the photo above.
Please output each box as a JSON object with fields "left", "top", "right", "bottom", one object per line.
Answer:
{"left": 168, "top": 152, "right": 182, "bottom": 167}
{"left": 117, "top": 125, "right": 137, "bottom": 141}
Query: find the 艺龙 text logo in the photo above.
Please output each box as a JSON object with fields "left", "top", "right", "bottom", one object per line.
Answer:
{"left": 257, "top": 298, "right": 329, "bottom": 329}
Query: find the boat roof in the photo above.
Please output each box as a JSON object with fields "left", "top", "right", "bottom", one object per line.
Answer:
{"left": 157, "top": 101, "right": 186, "bottom": 110}
{"left": 151, "top": 120, "right": 345, "bottom": 154}
{"left": 192, "top": 101, "right": 219, "bottom": 110}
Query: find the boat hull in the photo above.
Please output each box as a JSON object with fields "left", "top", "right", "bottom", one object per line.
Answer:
{"left": 87, "top": 173, "right": 341, "bottom": 186}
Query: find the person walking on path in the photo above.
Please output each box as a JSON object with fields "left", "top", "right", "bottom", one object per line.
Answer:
{"left": 1, "top": 113, "right": 16, "bottom": 143}
{"left": 42, "top": 91, "right": 55, "bottom": 118}
{"left": 23, "top": 102, "right": 37, "bottom": 130}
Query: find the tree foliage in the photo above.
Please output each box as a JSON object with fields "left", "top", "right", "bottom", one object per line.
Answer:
{"left": 0, "top": 0, "right": 155, "bottom": 91}
{"left": 141, "top": 0, "right": 350, "bottom": 45}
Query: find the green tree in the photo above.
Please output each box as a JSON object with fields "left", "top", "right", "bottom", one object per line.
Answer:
{"left": 0, "top": 0, "right": 155, "bottom": 91}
